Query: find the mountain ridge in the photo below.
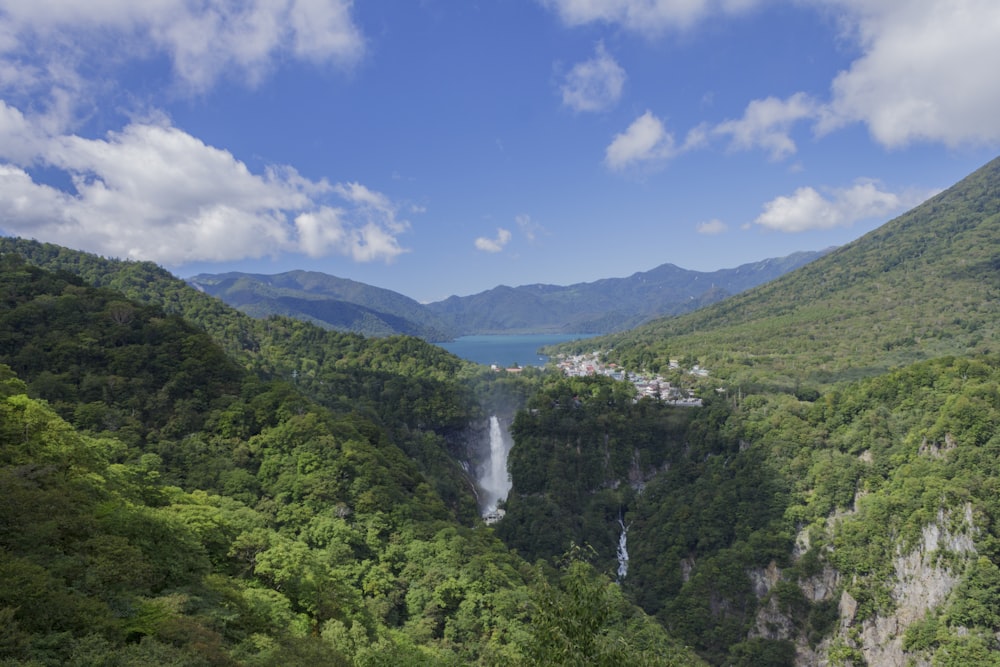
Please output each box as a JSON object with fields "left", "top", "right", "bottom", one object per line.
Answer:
{"left": 3, "top": 156, "right": 1000, "bottom": 666}
{"left": 188, "top": 269, "right": 455, "bottom": 340}
{"left": 187, "top": 250, "right": 829, "bottom": 340}
{"left": 580, "top": 155, "right": 1000, "bottom": 388}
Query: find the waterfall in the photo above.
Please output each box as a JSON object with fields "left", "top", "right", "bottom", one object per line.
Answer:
{"left": 479, "top": 415, "right": 512, "bottom": 518}
{"left": 616, "top": 517, "right": 629, "bottom": 581}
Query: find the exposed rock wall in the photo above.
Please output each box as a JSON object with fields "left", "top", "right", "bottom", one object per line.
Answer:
{"left": 747, "top": 504, "right": 977, "bottom": 666}
{"left": 846, "top": 505, "right": 976, "bottom": 666}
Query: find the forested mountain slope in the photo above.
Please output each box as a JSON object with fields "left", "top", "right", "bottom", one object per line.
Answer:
{"left": 501, "top": 356, "right": 1000, "bottom": 665}
{"left": 180, "top": 251, "right": 824, "bottom": 339}
{"left": 188, "top": 270, "right": 455, "bottom": 340}
{"left": 496, "top": 156, "right": 1000, "bottom": 665}
{"left": 580, "top": 156, "right": 1000, "bottom": 388}
{"left": 6, "top": 155, "right": 1000, "bottom": 666}
{"left": 0, "top": 254, "right": 705, "bottom": 666}
{"left": 425, "top": 250, "right": 827, "bottom": 335}
{"left": 0, "top": 238, "right": 489, "bottom": 515}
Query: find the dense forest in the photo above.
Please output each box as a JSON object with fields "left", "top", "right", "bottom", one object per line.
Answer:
{"left": 3, "top": 155, "right": 1000, "bottom": 667}
{"left": 499, "top": 356, "right": 1000, "bottom": 664}
{"left": 0, "top": 252, "right": 704, "bottom": 665}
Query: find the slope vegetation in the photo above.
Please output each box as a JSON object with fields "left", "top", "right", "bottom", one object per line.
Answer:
{"left": 588, "top": 156, "right": 1000, "bottom": 388}
{"left": 0, "top": 254, "right": 705, "bottom": 666}
{"left": 189, "top": 270, "right": 455, "bottom": 340}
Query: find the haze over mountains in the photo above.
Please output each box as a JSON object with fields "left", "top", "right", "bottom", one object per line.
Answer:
{"left": 187, "top": 250, "right": 828, "bottom": 341}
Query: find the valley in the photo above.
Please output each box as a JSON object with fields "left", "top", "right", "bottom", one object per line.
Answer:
{"left": 1, "top": 155, "right": 999, "bottom": 665}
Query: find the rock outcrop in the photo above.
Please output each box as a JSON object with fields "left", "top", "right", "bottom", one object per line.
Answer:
{"left": 747, "top": 504, "right": 977, "bottom": 666}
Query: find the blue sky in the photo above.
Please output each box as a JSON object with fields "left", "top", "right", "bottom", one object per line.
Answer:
{"left": 0, "top": 0, "right": 998, "bottom": 303}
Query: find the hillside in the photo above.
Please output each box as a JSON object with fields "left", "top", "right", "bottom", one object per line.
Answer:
{"left": 0, "top": 253, "right": 705, "bottom": 666}
{"left": 579, "top": 156, "right": 1000, "bottom": 388}
{"left": 499, "top": 155, "right": 1000, "bottom": 665}
{"left": 188, "top": 270, "right": 455, "bottom": 340}
{"left": 500, "top": 355, "right": 1000, "bottom": 665}
{"left": 0, "top": 237, "right": 495, "bottom": 519}
{"left": 4, "top": 156, "right": 1000, "bottom": 666}
{"left": 425, "top": 251, "right": 828, "bottom": 335}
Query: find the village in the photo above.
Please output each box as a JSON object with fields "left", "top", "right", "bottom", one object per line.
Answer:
{"left": 553, "top": 351, "right": 705, "bottom": 406}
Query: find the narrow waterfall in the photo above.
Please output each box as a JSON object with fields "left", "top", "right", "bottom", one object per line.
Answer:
{"left": 616, "top": 517, "right": 629, "bottom": 581}
{"left": 479, "top": 415, "right": 512, "bottom": 519}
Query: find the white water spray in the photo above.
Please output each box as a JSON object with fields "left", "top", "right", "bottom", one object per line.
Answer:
{"left": 479, "top": 415, "right": 512, "bottom": 517}
{"left": 616, "top": 517, "right": 630, "bottom": 581}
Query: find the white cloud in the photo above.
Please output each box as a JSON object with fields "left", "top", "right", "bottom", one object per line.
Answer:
{"left": 541, "top": 0, "right": 762, "bottom": 34}
{"left": 605, "top": 111, "right": 710, "bottom": 170}
{"left": 351, "top": 222, "right": 409, "bottom": 262}
{"left": 561, "top": 42, "right": 626, "bottom": 112}
{"left": 475, "top": 227, "right": 512, "bottom": 253}
{"left": 551, "top": 1, "right": 1000, "bottom": 153}
{"left": 289, "top": 0, "right": 366, "bottom": 63}
{"left": 294, "top": 208, "right": 348, "bottom": 257}
{"left": 754, "top": 179, "right": 929, "bottom": 232}
{"left": 605, "top": 111, "right": 676, "bottom": 170}
{"left": 815, "top": 0, "right": 1000, "bottom": 147}
{"left": 0, "top": 0, "right": 364, "bottom": 104}
{"left": 0, "top": 107, "right": 408, "bottom": 265}
{"left": 0, "top": 100, "right": 48, "bottom": 163}
{"left": 696, "top": 218, "right": 727, "bottom": 235}
{"left": 334, "top": 181, "right": 409, "bottom": 234}
{"left": 713, "top": 93, "right": 818, "bottom": 160}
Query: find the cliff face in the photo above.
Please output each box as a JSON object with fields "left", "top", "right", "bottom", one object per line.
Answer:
{"left": 750, "top": 504, "right": 977, "bottom": 666}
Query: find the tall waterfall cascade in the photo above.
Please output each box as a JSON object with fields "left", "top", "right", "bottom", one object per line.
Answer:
{"left": 617, "top": 518, "right": 630, "bottom": 581}
{"left": 478, "top": 415, "right": 512, "bottom": 521}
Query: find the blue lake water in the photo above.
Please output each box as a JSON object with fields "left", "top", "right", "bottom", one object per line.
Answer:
{"left": 439, "top": 333, "right": 597, "bottom": 367}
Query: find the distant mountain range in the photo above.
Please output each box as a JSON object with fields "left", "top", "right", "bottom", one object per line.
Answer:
{"left": 188, "top": 251, "right": 830, "bottom": 341}
{"left": 187, "top": 271, "right": 455, "bottom": 341}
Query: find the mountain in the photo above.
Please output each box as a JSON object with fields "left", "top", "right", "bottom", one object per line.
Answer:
{"left": 4, "top": 155, "right": 1000, "bottom": 665}
{"left": 0, "top": 249, "right": 705, "bottom": 666}
{"left": 504, "top": 156, "right": 1000, "bottom": 665}
{"left": 424, "top": 251, "right": 830, "bottom": 335}
{"left": 581, "top": 156, "right": 1000, "bottom": 389}
{"left": 188, "top": 269, "right": 455, "bottom": 340}
{"left": 185, "top": 250, "right": 827, "bottom": 341}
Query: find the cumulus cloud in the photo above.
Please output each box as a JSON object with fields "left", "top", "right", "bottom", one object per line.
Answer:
{"left": 475, "top": 227, "right": 512, "bottom": 253}
{"left": 707, "top": 2, "right": 1000, "bottom": 151}
{"left": 816, "top": 0, "right": 1000, "bottom": 147}
{"left": 0, "top": 99, "right": 48, "bottom": 163}
{"left": 605, "top": 111, "right": 706, "bottom": 170}
{"left": 550, "top": 1, "right": 1000, "bottom": 153}
{"left": 754, "top": 179, "right": 930, "bottom": 232}
{"left": 696, "top": 218, "right": 728, "bottom": 235}
{"left": 713, "top": 93, "right": 818, "bottom": 160}
{"left": 0, "top": 0, "right": 364, "bottom": 104}
{"left": 541, "top": 0, "right": 762, "bottom": 34}
{"left": 561, "top": 42, "right": 626, "bottom": 112}
{"left": 605, "top": 111, "right": 676, "bottom": 170}
{"left": 0, "top": 108, "right": 408, "bottom": 265}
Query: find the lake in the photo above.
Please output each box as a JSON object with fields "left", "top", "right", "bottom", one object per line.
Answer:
{"left": 438, "top": 333, "right": 597, "bottom": 368}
